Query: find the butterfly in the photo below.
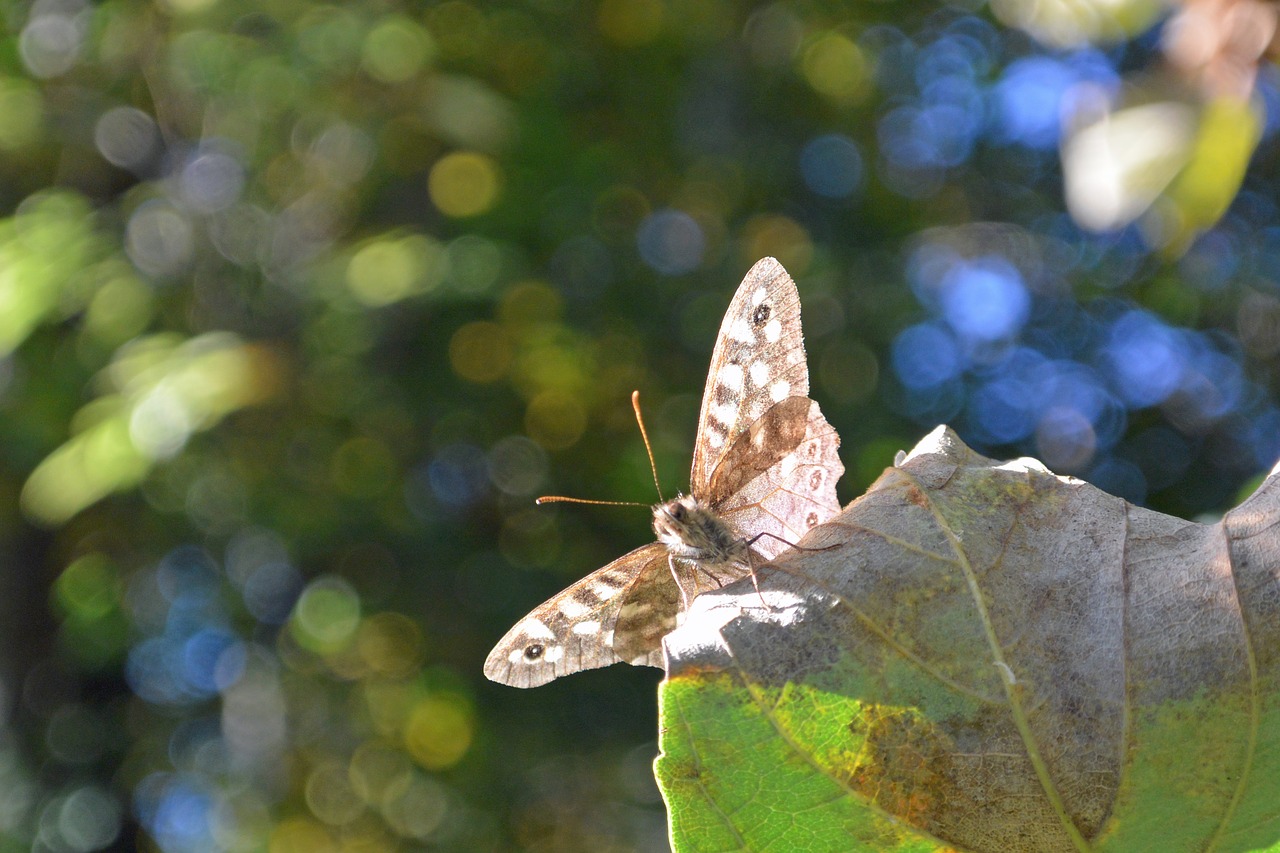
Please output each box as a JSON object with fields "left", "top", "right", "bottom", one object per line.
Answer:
{"left": 483, "top": 257, "right": 843, "bottom": 688}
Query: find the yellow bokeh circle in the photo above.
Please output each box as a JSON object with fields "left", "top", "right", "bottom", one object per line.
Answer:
{"left": 428, "top": 151, "right": 501, "bottom": 218}
{"left": 362, "top": 16, "right": 434, "bottom": 84}
{"left": 290, "top": 576, "right": 362, "bottom": 655}
{"left": 403, "top": 695, "right": 473, "bottom": 770}
{"left": 346, "top": 235, "right": 444, "bottom": 307}
{"left": 801, "top": 32, "right": 869, "bottom": 104}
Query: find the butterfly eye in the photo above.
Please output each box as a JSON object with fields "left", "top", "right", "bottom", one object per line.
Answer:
{"left": 752, "top": 304, "right": 771, "bottom": 326}
{"left": 670, "top": 504, "right": 685, "bottom": 520}
{"left": 523, "top": 644, "right": 545, "bottom": 661}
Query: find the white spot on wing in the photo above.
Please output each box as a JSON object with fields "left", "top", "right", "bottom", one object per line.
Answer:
{"left": 714, "top": 402, "right": 737, "bottom": 426}
{"left": 764, "top": 318, "right": 782, "bottom": 343}
{"left": 770, "top": 379, "right": 790, "bottom": 402}
{"left": 749, "top": 361, "right": 769, "bottom": 386}
{"left": 508, "top": 648, "right": 527, "bottom": 664}
{"left": 588, "top": 578, "right": 624, "bottom": 596}
{"left": 751, "top": 287, "right": 768, "bottom": 306}
{"left": 719, "top": 362, "right": 744, "bottom": 392}
{"left": 572, "top": 620, "right": 602, "bottom": 636}
{"left": 558, "top": 597, "right": 590, "bottom": 619}
{"left": 520, "top": 619, "right": 555, "bottom": 640}
{"left": 542, "top": 645, "right": 564, "bottom": 663}
{"left": 729, "top": 319, "right": 754, "bottom": 343}
{"left": 779, "top": 455, "right": 798, "bottom": 477}
{"left": 707, "top": 432, "right": 724, "bottom": 448}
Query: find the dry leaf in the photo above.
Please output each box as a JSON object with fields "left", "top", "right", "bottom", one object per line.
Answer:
{"left": 657, "top": 425, "right": 1280, "bottom": 852}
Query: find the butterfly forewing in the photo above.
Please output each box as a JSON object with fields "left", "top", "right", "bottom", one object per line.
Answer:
{"left": 485, "top": 257, "right": 844, "bottom": 687}
{"left": 690, "top": 257, "right": 811, "bottom": 495}
{"left": 482, "top": 544, "right": 678, "bottom": 688}
{"left": 692, "top": 257, "right": 843, "bottom": 553}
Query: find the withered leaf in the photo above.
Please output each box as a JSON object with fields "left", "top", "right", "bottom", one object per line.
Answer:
{"left": 656, "top": 426, "right": 1280, "bottom": 853}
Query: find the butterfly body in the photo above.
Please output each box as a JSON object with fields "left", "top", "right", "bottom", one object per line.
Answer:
{"left": 653, "top": 495, "right": 748, "bottom": 574}
{"left": 653, "top": 494, "right": 751, "bottom": 607}
{"left": 484, "top": 258, "right": 843, "bottom": 688}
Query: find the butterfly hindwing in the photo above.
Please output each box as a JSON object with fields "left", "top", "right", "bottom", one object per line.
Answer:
{"left": 714, "top": 396, "right": 844, "bottom": 560}
{"left": 482, "top": 544, "right": 678, "bottom": 688}
{"left": 705, "top": 395, "right": 813, "bottom": 501}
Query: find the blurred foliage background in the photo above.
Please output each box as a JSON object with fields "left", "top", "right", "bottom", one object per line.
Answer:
{"left": 0, "top": 0, "right": 1275, "bottom": 849}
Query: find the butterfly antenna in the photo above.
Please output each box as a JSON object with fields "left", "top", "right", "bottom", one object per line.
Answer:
{"left": 533, "top": 391, "right": 662, "bottom": 509}
{"left": 631, "top": 390, "right": 664, "bottom": 500}
{"left": 535, "top": 496, "right": 647, "bottom": 507}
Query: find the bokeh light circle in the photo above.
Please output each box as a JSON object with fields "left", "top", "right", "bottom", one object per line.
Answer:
{"left": 799, "top": 134, "right": 864, "bottom": 198}
{"left": 428, "top": 152, "right": 501, "bottom": 218}
{"left": 636, "top": 209, "right": 704, "bottom": 275}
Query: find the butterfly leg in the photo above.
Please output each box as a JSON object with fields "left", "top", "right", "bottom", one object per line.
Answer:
{"left": 742, "top": 548, "right": 768, "bottom": 609}
{"left": 668, "top": 554, "right": 750, "bottom": 610}
{"left": 668, "top": 556, "right": 694, "bottom": 610}
{"left": 743, "top": 531, "right": 837, "bottom": 554}
{"left": 739, "top": 531, "right": 837, "bottom": 608}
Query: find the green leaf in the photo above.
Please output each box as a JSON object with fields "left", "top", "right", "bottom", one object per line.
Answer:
{"left": 658, "top": 673, "right": 949, "bottom": 852}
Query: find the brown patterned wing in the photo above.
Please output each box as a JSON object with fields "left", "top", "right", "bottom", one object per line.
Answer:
{"left": 482, "top": 543, "right": 681, "bottom": 688}
{"left": 689, "top": 257, "right": 811, "bottom": 493}
{"left": 689, "top": 257, "right": 842, "bottom": 556}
